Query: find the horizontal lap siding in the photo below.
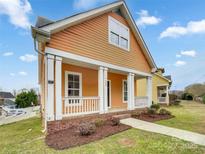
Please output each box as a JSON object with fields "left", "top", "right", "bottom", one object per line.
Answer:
{"left": 62, "top": 63, "right": 98, "bottom": 98}
{"left": 48, "top": 12, "right": 151, "bottom": 73}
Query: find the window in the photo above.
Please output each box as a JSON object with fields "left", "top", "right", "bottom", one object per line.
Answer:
{"left": 120, "top": 37, "right": 128, "bottom": 49}
{"left": 123, "top": 80, "right": 128, "bottom": 102}
{"left": 109, "top": 16, "right": 129, "bottom": 50}
{"left": 110, "top": 32, "right": 119, "bottom": 45}
{"left": 65, "top": 72, "right": 82, "bottom": 97}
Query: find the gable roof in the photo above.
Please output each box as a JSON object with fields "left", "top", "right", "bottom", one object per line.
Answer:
{"left": 0, "top": 92, "right": 15, "bottom": 99}
{"left": 32, "top": 0, "right": 157, "bottom": 69}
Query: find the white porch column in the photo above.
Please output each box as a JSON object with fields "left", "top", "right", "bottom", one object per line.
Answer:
{"left": 98, "top": 66, "right": 104, "bottom": 113}
{"left": 127, "top": 73, "right": 134, "bottom": 110}
{"left": 131, "top": 74, "right": 135, "bottom": 110}
{"left": 166, "top": 85, "right": 169, "bottom": 105}
{"left": 103, "top": 67, "right": 108, "bottom": 113}
{"left": 146, "top": 76, "right": 152, "bottom": 107}
{"left": 55, "top": 56, "right": 62, "bottom": 120}
{"left": 46, "top": 54, "right": 55, "bottom": 121}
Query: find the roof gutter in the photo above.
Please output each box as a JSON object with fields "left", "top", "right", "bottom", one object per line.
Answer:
{"left": 31, "top": 26, "right": 50, "bottom": 55}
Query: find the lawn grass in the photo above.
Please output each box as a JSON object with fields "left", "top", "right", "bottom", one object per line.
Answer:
{"left": 156, "top": 101, "right": 205, "bottom": 134}
{"left": 0, "top": 116, "right": 205, "bottom": 154}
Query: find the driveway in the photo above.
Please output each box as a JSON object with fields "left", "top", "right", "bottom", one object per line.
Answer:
{"left": 121, "top": 118, "right": 205, "bottom": 146}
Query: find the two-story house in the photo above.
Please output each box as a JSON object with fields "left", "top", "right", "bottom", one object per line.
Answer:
{"left": 31, "top": 0, "right": 158, "bottom": 130}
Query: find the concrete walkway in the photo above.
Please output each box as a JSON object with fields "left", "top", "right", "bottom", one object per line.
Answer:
{"left": 120, "top": 118, "right": 205, "bottom": 146}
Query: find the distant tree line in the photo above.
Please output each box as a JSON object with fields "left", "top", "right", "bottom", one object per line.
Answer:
{"left": 170, "top": 83, "right": 205, "bottom": 103}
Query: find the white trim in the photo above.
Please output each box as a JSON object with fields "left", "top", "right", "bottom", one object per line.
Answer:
{"left": 146, "top": 76, "right": 152, "bottom": 107}
{"left": 55, "top": 56, "right": 62, "bottom": 120}
{"left": 108, "top": 16, "right": 130, "bottom": 51}
{"left": 45, "top": 47, "right": 152, "bottom": 77}
{"left": 64, "top": 71, "right": 82, "bottom": 98}
{"left": 98, "top": 66, "right": 104, "bottom": 113}
{"left": 44, "top": 56, "right": 48, "bottom": 129}
{"left": 103, "top": 67, "right": 108, "bottom": 113}
{"left": 107, "top": 80, "right": 111, "bottom": 108}
{"left": 46, "top": 54, "right": 55, "bottom": 121}
{"left": 122, "top": 79, "right": 128, "bottom": 103}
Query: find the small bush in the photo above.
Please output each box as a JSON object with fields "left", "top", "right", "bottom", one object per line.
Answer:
{"left": 147, "top": 108, "right": 157, "bottom": 115}
{"left": 110, "top": 117, "right": 120, "bottom": 126}
{"left": 181, "top": 93, "right": 193, "bottom": 100}
{"left": 150, "top": 103, "right": 160, "bottom": 111}
{"left": 159, "top": 108, "right": 171, "bottom": 115}
{"left": 202, "top": 95, "right": 205, "bottom": 104}
{"left": 131, "top": 112, "right": 141, "bottom": 118}
{"left": 79, "top": 122, "right": 96, "bottom": 136}
{"left": 94, "top": 118, "right": 105, "bottom": 127}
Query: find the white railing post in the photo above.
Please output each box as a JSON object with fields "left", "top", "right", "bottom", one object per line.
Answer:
{"left": 55, "top": 56, "right": 62, "bottom": 120}
{"left": 63, "top": 97, "right": 100, "bottom": 117}
{"left": 103, "top": 67, "right": 108, "bottom": 113}
{"left": 98, "top": 66, "right": 104, "bottom": 113}
{"left": 46, "top": 54, "right": 55, "bottom": 121}
{"left": 146, "top": 76, "right": 152, "bottom": 107}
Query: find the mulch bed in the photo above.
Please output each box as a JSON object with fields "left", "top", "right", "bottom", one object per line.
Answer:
{"left": 132, "top": 113, "right": 174, "bottom": 122}
{"left": 45, "top": 121, "right": 131, "bottom": 150}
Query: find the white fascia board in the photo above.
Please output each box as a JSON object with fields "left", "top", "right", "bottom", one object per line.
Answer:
{"left": 45, "top": 47, "right": 152, "bottom": 77}
{"left": 40, "top": 1, "right": 123, "bottom": 33}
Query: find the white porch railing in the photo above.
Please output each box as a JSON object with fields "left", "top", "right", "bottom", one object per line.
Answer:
{"left": 63, "top": 97, "right": 100, "bottom": 117}
{"left": 158, "top": 97, "right": 166, "bottom": 103}
{"left": 134, "top": 96, "right": 148, "bottom": 108}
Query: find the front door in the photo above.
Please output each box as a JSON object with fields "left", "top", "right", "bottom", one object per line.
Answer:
{"left": 107, "top": 80, "right": 111, "bottom": 108}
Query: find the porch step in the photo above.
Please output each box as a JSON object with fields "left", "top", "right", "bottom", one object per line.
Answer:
{"left": 112, "top": 114, "right": 131, "bottom": 120}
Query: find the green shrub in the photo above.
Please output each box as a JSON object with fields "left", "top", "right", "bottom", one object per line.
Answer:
{"left": 150, "top": 103, "right": 160, "bottom": 111}
{"left": 94, "top": 118, "right": 105, "bottom": 127}
{"left": 181, "top": 93, "right": 193, "bottom": 100}
{"left": 147, "top": 108, "right": 157, "bottom": 115}
{"left": 159, "top": 108, "right": 171, "bottom": 115}
{"left": 15, "top": 89, "right": 38, "bottom": 108}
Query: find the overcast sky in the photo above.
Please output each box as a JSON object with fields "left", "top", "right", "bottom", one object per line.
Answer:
{"left": 0, "top": 0, "right": 205, "bottom": 91}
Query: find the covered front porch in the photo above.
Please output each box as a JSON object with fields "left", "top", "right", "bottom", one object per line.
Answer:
{"left": 157, "top": 85, "right": 169, "bottom": 105}
{"left": 44, "top": 48, "right": 152, "bottom": 121}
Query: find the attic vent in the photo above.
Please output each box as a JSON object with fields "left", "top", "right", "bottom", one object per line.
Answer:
{"left": 112, "top": 9, "right": 124, "bottom": 18}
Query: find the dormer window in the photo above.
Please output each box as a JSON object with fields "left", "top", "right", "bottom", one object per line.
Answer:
{"left": 108, "top": 16, "right": 130, "bottom": 51}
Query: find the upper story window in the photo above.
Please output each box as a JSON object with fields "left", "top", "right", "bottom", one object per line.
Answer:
{"left": 108, "top": 16, "right": 130, "bottom": 51}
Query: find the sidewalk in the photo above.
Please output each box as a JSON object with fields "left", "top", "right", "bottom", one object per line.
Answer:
{"left": 121, "top": 118, "right": 205, "bottom": 146}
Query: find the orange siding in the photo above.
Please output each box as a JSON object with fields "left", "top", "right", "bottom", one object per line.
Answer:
{"left": 48, "top": 12, "right": 151, "bottom": 73}
{"left": 62, "top": 63, "right": 98, "bottom": 98}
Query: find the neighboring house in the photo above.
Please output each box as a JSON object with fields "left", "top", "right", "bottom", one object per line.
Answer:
{"left": 32, "top": 1, "right": 160, "bottom": 129}
{"left": 0, "top": 92, "right": 16, "bottom": 108}
{"left": 137, "top": 68, "right": 172, "bottom": 105}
